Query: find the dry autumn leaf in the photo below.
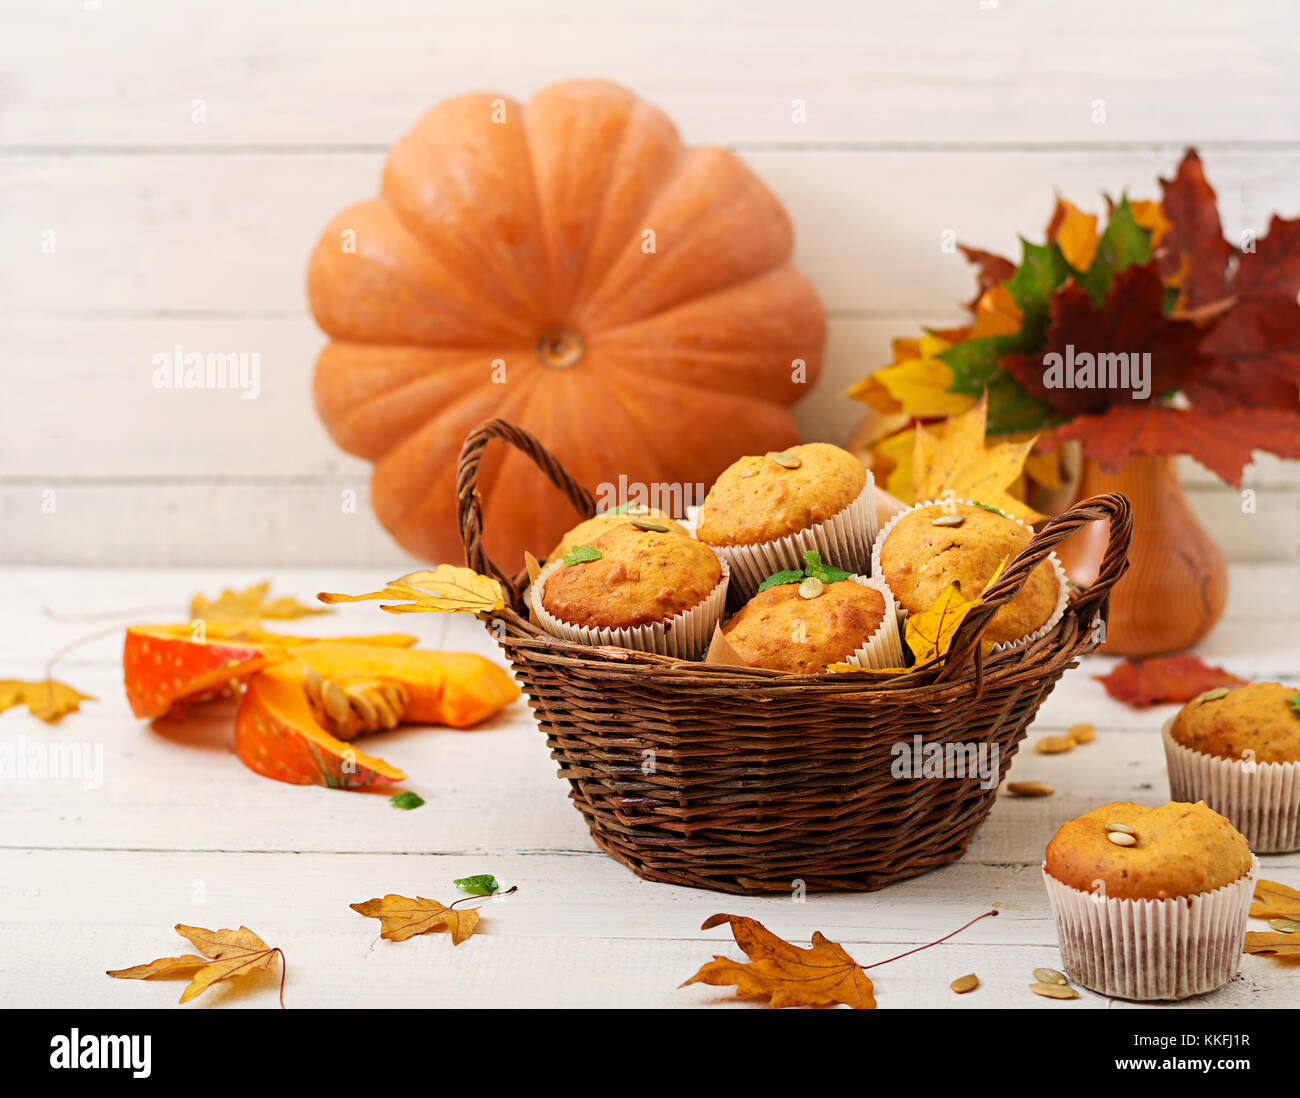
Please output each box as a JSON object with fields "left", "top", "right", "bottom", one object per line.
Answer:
{"left": 904, "top": 557, "right": 1007, "bottom": 666}
{"left": 1243, "top": 932, "right": 1300, "bottom": 959}
{"left": 107, "top": 924, "right": 285, "bottom": 1007}
{"left": 191, "top": 581, "right": 330, "bottom": 632}
{"left": 681, "top": 913, "right": 876, "bottom": 1009}
{"left": 320, "top": 566, "right": 505, "bottom": 616}
{"left": 350, "top": 892, "right": 496, "bottom": 945}
{"left": 1092, "top": 654, "right": 1247, "bottom": 708}
{"left": 0, "top": 678, "right": 95, "bottom": 722}
{"left": 912, "top": 395, "right": 1045, "bottom": 523}
{"left": 1251, "top": 880, "right": 1300, "bottom": 922}
{"left": 1048, "top": 197, "right": 1101, "bottom": 272}
{"left": 846, "top": 333, "right": 977, "bottom": 420}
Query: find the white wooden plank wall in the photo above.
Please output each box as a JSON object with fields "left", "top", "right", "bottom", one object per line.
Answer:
{"left": 3, "top": 0, "right": 1299, "bottom": 566}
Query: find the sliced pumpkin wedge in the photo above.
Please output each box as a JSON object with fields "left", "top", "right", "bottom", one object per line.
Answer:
{"left": 123, "top": 625, "right": 418, "bottom": 719}
{"left": 291, "top": 643, "right": 520, "bottom": 728}
{"left": 235, "top": 661, "right": 405, "bottom": 788}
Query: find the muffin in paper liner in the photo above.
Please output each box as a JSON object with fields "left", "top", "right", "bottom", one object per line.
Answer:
{"left": 529, "top": 551, "right": 729, "bottom": 661}
{"left": 837, "top": 575, "right": 906, "bottom": 671}
{"left": 1162, "top": 719, "right": 1300, "bottom": 853}
{"left": 1041, "top": 856, "right": 1258, "bottom": 1001}
{"left": 710, "top": 474, "right": 878, "bottom": 604}
{"left": 871, "top": 498, "right": 1068, "bottom": 653}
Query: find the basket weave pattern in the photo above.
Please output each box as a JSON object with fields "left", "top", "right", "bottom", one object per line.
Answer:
{"left": 458, "top": 420, "right": 1133, "bottom": 894}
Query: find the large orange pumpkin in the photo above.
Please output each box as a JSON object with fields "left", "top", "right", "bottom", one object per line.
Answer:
{"left": 308, "top": 79, "right": 825, "bottom": 565}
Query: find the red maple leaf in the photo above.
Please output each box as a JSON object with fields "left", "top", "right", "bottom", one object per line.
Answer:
{"left": 1193, "top": 214, "right": 1300, "bottom": 409}
{"left": 1004, "top": 264, "right": 1208, "bottom": 417}
{"left": 1094, "top": 654, "right": 1247, "bottom": 708}
{"left": 1055, "top": 402, "right": 1300, "bottom": 485}
{"left": 957, "top": 244, "right": 1016, "bottom": 311}
{"left": 1160, "top": 149, "right": 1235, "bottom": 309}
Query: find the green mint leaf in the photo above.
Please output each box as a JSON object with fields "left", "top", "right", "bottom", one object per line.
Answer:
{"left": 389, "top": 791, "right": 425, "bottom": 810}
{"left": 563, "top": 545, "right": 602, "bottom": 565}
{"left": 820, "top": 565, "right": 854, "bottom": 583}
{"left": 1289, "top": 694, "right": 1300, "bottom": 719}
{"left": 757, "top": 569, "right": 806, "bottom": 593}
{"left": 454, "top": 874, "right": 499, "bottom": 896}
{"left": 802, "top": 550, "right": 825, "bottom": 570}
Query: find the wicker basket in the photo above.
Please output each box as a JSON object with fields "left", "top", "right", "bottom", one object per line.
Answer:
{"left": 458, "top": 420, "right": 1133, "bottom": 895}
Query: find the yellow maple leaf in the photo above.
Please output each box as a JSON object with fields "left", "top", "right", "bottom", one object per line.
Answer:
{"left": 350, "top": 893, "right": 482, "bottom": 945}
{"left": 1128, "top": 199, "right": 1172, "bottom": 248}
{"left": 1049, "top": 197, "right": 1100, "bottom": 271}
{"left": 904, "top": 557, "right": 1008, "bottom": 665}
{"left": 107, "top": 924, "right": 285, "bottom": 1006}
{"left": 968, "top": 284, "right": 1022, "bottom": 340}
{"left": 0, "top": 679, "right": 95, "bottom": 722}
{"left": 191, "top": 581, "right": 330, "bottom": 632}
{"left": 912, "top": 395, "right": 1045, "bottom": 523}
{"left": 319, "top": 566, "right": 505, "bottom": 616}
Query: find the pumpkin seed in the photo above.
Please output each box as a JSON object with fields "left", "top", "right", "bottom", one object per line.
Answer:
{"left": 370, "top": 691, "right": 400, "bottom": 729}
{"left": 1268, "top": 918, "right": 1300, "bottom": 933}
{"left": 1033, "top": 967, "right": 1067, "bottom": 985}
{"left": 302, "top": 665, "right": 324, "bottom": 702}
{"left": 1006, "top": 780, "right": 1055, "bottom": 797}
{"left": 798, "top": 577, "right": 825, "bottom": 600}
{"left": 321, "top": 679, "right": 351, "bottom": 723}
{"left": 631, "top": 519, "right": 670, "bottom": 533}
{"left": 1067, "top": 722, "right": 1095, "bottom": 743}
{"left": 1196, "top": 687, "right": 1230, "bottom": 703}
{"left": 349, "top": 690, "right": 378, "bottom": 726}
{"left": 1105, "top": 822, "right": 1136, "bottom": 834}
{"left": 1034, "top": 735, "right": 1076, "bottom": 755}
{"left": 1029, "top": 982, "right": 1079, "bottom": 1000}
{"left": 931, "top": 514, "right": 965, "bottom": 527}
{"left": 771, "top": 452, "right": 802, "bottom": 469}
{"left": 1107, "top": 831, "right": 1138, "bottom": 847}
{"left": 950, "top": 973, "right": 979, "bottom": 994}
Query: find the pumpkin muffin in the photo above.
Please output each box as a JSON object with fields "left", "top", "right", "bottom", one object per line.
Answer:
{"left": 533, "top": 522, "right": 728, "bottom": 641}
{"left": 1163, "top": 682, "right": 1300, "bottom": 853}
{"left": 875, "top": 501, "right": 1062, "bottom": 648}
{"left": 546, "top": 508, "right": 688, "bottom": 563}
{"left": 695, "top": 443, "right": 876, "bottom": 601}
{"left": 722, "top": 577, "right": 900, "bottom": 674}
{"left": 697, "top": 443, "right": 866, "bottom": 547}
{"left": 1042, "top": 801, "right": 1257, "bottom": 1000}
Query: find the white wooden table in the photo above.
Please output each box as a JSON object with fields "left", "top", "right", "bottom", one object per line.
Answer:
{"left": 2, "top": 564, "right": 1297, "bottom": 1010}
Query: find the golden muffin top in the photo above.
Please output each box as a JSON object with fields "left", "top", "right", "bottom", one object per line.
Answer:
{"left": 546, "top": 508, "right": 688, "bottom": 564}
{"left": 540, "top": 524, "right": 722, "bottom": 631}
{"left": 1045, "top": 801, "right": 1253, "bottom": 900}
{"left": 723, "top": 579, "right": 886, "bottom": 675}
{"left": 878, "top": 501, "right": 1058, "bottom": 647}
{"left": 1170, "top": 682, "right": 1300, "bottom": 765}
{"left": 696, "top": 443, "right": 866, "bottom": 548}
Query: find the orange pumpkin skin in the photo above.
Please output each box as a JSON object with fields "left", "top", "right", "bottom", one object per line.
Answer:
{"left": 308, "top": 79, "right": 826, "bottom": 565}
{"left": 123, "top": 626, "right": 278, "bottom": 719}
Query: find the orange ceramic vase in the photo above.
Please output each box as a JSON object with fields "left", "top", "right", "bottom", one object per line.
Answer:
{"left": 1054, "top": 454, "right": 1228, "bottom": 656}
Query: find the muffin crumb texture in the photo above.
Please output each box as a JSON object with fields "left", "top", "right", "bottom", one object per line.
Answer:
{"left": 1169, "top": 682, "right": 1300, "bottom": 765}
{"left": 697, "top": 443, "right": 866, "bottom": 547}
{"left": 723, "top": 580, "right": 886, "bottom": 674}
{"left": 540, "top": 525, "right": 721, "bottom": 631}
{"left": 1045, "top": 800, "right": 1253, "bottom": 901}
{"left": 879, "top": 502, "right": 1057, "bottom": 647}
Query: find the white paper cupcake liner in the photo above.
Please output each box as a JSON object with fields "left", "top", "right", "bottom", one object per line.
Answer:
{"left": 839, "top": 575, "right": 907, "bottom": 670}
{"left": 1162, "top": 719, "right": 1300, "bottom": 854}
{"left": 530, "top": 550, "right": 729, "bottom": 661}
{"left": 871, "top": 498, "right": 1068, "bottom": 654}
{"left": 710, "top": 475, "right": 878, "bottom": 603}
{"left": 1041, "top": 856, "right": 1258, "bottom": 1001}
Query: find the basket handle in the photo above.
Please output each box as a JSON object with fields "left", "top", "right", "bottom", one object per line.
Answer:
{"left": 457, "top": 419, "right": 597, "bottom": 605}
{"left": 935, "top": 492, "right": 1133, "bottom": 682}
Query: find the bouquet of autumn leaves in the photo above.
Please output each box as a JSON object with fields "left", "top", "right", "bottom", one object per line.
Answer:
{"left": 850, "top": 149, "right": 1300, "bottom": 503}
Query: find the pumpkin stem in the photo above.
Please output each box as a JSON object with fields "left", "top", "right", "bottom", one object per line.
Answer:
{"left": 536, "top": 326, "right": 584, "bottom": 369}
